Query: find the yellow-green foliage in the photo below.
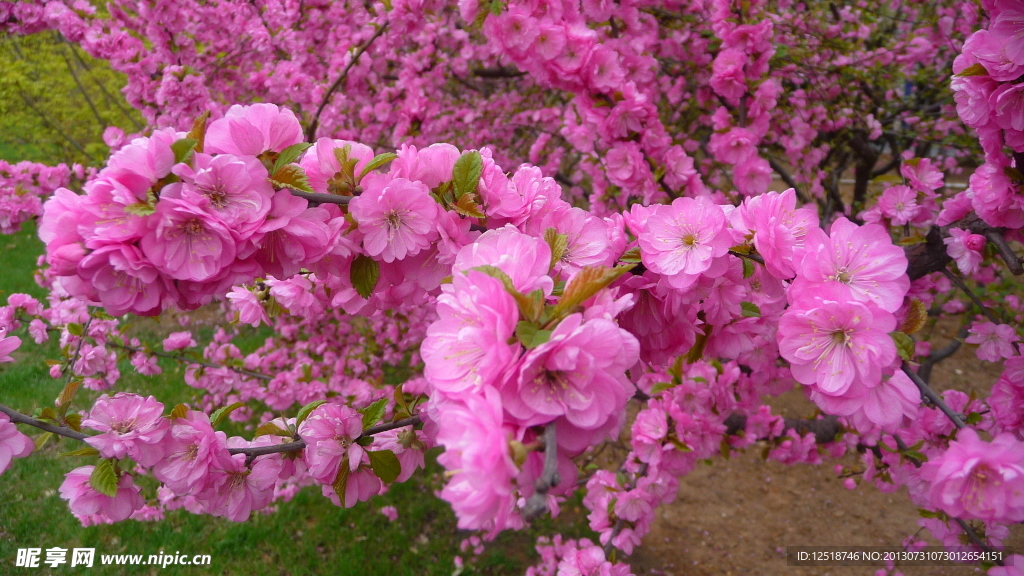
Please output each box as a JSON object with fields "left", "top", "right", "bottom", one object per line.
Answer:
{"left": 0, "top": 31, "right": 143, "bottom": 164}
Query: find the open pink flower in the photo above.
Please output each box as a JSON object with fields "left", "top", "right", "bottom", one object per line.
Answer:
{"left": 876, "top": 185, "right": 920, "bottom": 226}
{"left": 205, "top": 103, "right": 303, "bottom": 156}
{"left": 794, "top": 217, "right": 910, "bottom": 313}
{"left": 169, "top": 153, "right": 274, "bottom": 237}
{"left": 778, "top": 287, "right": 898, "bottom": 396}
{"left": 638, "top": 196, "right": 731, "bottom": 287}
{"left": 422, "top": 270, "right": 521, "bottom": 395}
{"left": 431, "top": 387, "right": 520, "bottom": 538}
{"left": 809, "top": 371, "right": 920, "bottom": 433}
{"left": 500, "top": 313, "right": 639, "bottom": 430}
{"left": 0, "top": 413, "right": 32, "bottom": 475}
{"left": 966, "top": 322, "right": 1020, "bottom": 362}
{"left": 83, "top": 393, "right": 169, "bottom": 467}
{"left": 300, "top": 138, "right": 376, "bottom": 195}
{"left": 59, "top": 465, "right": 145, "bottom": 522}
{"left": 152, "top": 411, "right": 226, "bottom": 495}
{"left": 196, "top": 448, "right": 282, "bottom": 522}
{"left": 298, "top": 403, "right": 365, "bottom": 484}
{"left": 350, "top": 177, "right": 439, "bottom": 263}
{"left": 452, "top": 225, "right": 553, "bottom": 295}
{"left": 77, "top": 244, "right": 169, "bottom": 317}
{"left": 163, "top": 331, "right": 196, "bottom": 351}
{"left": 944, "top": 228, "right": 986, "bottom": 276}
{"left": 730, "top": 188, "right": 817, "bottom": 279}
{"left": 251, "top": 191, "right": 333, "bottom": 278}
{"left": 141, "top": 193, "right": 237, "bottom": 282}
{"left": 921, "top": 428, "right": 1024, "bottom": 524}
{"left": 0, "top": 327, "right": 21, "bottom": 363}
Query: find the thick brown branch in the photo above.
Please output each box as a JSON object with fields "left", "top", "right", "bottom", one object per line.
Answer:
{"left": 723, "top": 413, "right": 841, "bottom": 444}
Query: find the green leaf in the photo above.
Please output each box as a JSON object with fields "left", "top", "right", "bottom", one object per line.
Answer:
{"left": 742, "top": 257, "right": 755, "bottom": 279}
{"left": 619, "top": 247, "right": 642, "bottom": 263}
{"left": 359, "top": 152, "right": 398, "bottom": 178}
{"left": 650, "top": 381, "right": 675, "bottom": 395}
{"left": 899, "top": 299, "right": 928, "bottom": 335}
{"left": 965, "top": 411, "right": 983, "bottom": 425}
{"left": 740, "top": 301, "right": 761, "bottom": 318}
{"left": 35, "top": 432, "right": 53, "bottom": 450}
{"left": 544, "top": 227, "right": 568, "bottom": 271}
{"left": 56, "top": 379, "right": 82, "bottom": 412}
{"left": 685, "top": 325, "right": 712, "bottom": 364}
{"left": 123, "top": 202, "right": 157, "bottom": 216}
{"left": 296, "top": 400, "right": 327, "bottom": 428}
{"left": 271, "top": 142, "right": 313, "bottom": 175}
{"left": 454, "top": 192, "right": 485, "bottom": 219}
{"left": 66, "top": 322, "right": 84, "bottom": 336}
{"left": 186, "top": 111, "right": 210, "bottom": 153}
{"left": 210, "top": 402, "right": 245, "bottom": 428}
{"left": 451, "top": 150, "right": 483, "bottom": 200}
{"left": 368, "top": 449, "right": 402, "bottom": 484}
{"left": 547, "top": 264, "right": 635, "bottom": 324}
{"left": 61, "top": 446, "right": 100, "bottom": 458}
{"left": 356, "top": 436, "right": 374, "bottom": 446}
{"left": 890, "top": 331, "right": 915, "bottom": 362}
{"left": 359, "top": 398, "right": 388, "bottom": 429}
{"left": 332, "top": 461, "right": 351, "bottom": 498}
{"left": 255, "top": 422, "right": 291, "bottom": 438}
{"left": 90, "top": 459, "right": 119, "bottom": 498}
{"left": 515, "top": 321, "right": 552, "bottom": 349}
{"left": 64, "top": 413, "right": 82, "bottom": 431}
{"left": 169, "top": 404, "right": 189, "bottom": 419}
{"left": 955, "top": 63, "right": 988, "bottom": 77}
{"left": 270, "top": 164, "right": 315, "bottom": 193}
{"left": 170, "top": 138, "right": 199, "bottom": 164}
{"left": 350, "top": 255, "right": 380, "bottom": 299}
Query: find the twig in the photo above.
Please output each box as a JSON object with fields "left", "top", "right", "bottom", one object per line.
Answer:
{"left": 901, "top": 362, "right": 965, "bottom": 429}
{"left": 919, "top": 324, "right": 969, "bottom": 383}
{"left": 953, "top": 518, "right": 1005, "bottom": 566}
{"left": 286, "top": 190, "right": 353, "bottom": 206}
{"left": 765, "top": 156, "right": 809, "bottom": 204}
{"left": 983, "top": 229, "right": 1023, "bottom": 276}
{"left": 305, "top": 21, "right": 389, "bottom": 141}
{"left": 523, "top": 422, "right": 560, "bottom": 521}
{"left": 230, "top": 414, "right": 422, "bottom": 459}
{"left": 107, "top": 341, "right": 272, "bottom": 381}
{"left": 941, "top": 269, "right": 1001, "bottom": 324}
{"left": 603, "top": 462, "right": 649, "bottom": 556}
{"left": 728, "top": 250, "right": 765, "bottom": 265}
{"left": 0, "top": 403, "right": 89, "bottom": 442}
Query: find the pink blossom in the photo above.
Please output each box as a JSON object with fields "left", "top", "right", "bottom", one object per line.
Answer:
{"left": 966, "top": 322, "right": 1020, "bottom": 362}
{"left": 794, "top": 217, "right": 910, "bottom": 313}
{"left": 921, "top": 428, "right": 1024, "bottom": 524}
{"left": 226, "top": 286, "right": 270, "bottom": 327}
{"left": 76, "top": 244, "right": 169, "bottom": 317}
{"left": 298, "top": 403, "right": 366, "bottom": 484}
{"left": 638, "top": 196, "right": 731, "bottom": 286}
{"left": 431, "top": 388, "right": 520, "bottom": 538}
{"left": 83, "top": 393, "right": 169, "bottom": 466}
{"left": 168, "top": 153, "right": 274, "bottom": 237}
{"left": 709, "top": 127, "right": 757, "bottom": 164}
{"left": 501, "top": 313, "right": 639, "bottom": 430}
{"left": 527, "top": 205, "right": 615, "bottom": 274}
{"left": 321, "top": 467, "right": 382, "bottom": 508}
{"left": 876, "top": 185, "right": 920, "bottom": 225}
{"left": 810, "top": 371, "right": 920, "bottom": 433}
{"left": 901, "top": 158, "right": 944, "bottom": 192}
{"left": 162, "top": 331, "right": 196, "bottom": 352}
{"left": 141, "top": 193, "right": 237, "bottom": 282}
{"left": 778, "top": 287, "right": 898, "bottom": 396}
{"left": 251, "top": 191, "right": 333, "bottom": 279}
{"left": 389, "top": 143, "right": 461, "bottom": 189}
{"left": 944, "top": 228, "right": 986, "bottom": 275}
{"left": 0, "top": 327, "right": 21, "bottom": 363}
{"left": 266, "top": 275, "right": 323, "bottom": 318}
{"left": 0, "top": 413, "right": 32, "bottom": 475}
{"left": 153, "top": 411, "right": 226, "bottom": 494}
{"left": 300, "top": 138, "right": 376, "bottom": 195}
{"left": 196, "top": 448, "right": 282, "bottom": 521}
{"left": 452, "top": 225, "right": 553, "bottom": 294}
{"left": 205, "top": 103, "right": 303, "bottom": 156}
{"left": 59, "top": 465, "right": 145, "bottom": 522}
{"left": 731, "top": 188, "right": 817, "bottom": 279}
{"left": 349, "top": 177, "right": 439, "bottom": 263}
{"left": 710, "top": 48, "right": 748, "bottom": 102}
{"left": 380, "top": 505, "right": 399, "bottom": 521}
{"left": 421, "top": 270, "right": 521, "bottom": 394}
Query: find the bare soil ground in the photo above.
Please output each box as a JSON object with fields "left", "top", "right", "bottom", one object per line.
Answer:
{"left": 631, "top": 321, "right": 1023, "bottom": 576}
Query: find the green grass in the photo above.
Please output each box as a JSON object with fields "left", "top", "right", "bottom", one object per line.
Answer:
{"left": 0, "top": 225, "right": 594, "bottom": 575}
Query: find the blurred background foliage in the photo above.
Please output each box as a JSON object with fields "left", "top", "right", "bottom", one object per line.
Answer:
{"left": 0, "top": 31, "right": 143, "bottom": 164}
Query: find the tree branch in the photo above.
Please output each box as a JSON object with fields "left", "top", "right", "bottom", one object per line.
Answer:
{"left": 286, "top": 190, "right": 352, "bottom": 206}
{"left": 940, "top": 269, "right": 1000, "bottom": 324}
{"left": 723, "top": 413, "right": 841, "bottom": 444}
{"left": 766, "top": 156, "right": 809, "bottom": 204}
{"left": 107, "top": 340, "right": 272, "bottom": 381}
{"left": 901, "top": 362, "right": 965, "bottom": 429}
{"left": 305, "top": 21, "right": 389, "bottom": 142}
{"left": 523, "top": 422, "right": 560, "bottom": 521}
{"left": 0, "top": 403, "right": 89, "bottom": 442}
{"left": 228, "top": 414, "right": 422, "bottom": 459}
